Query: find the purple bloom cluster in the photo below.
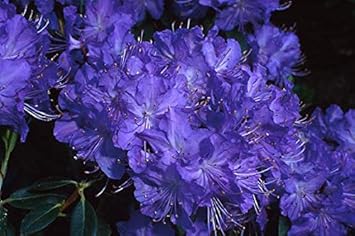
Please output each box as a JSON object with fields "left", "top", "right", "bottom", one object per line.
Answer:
{"left": 280, "top": 105, "right": 355, "bottom": 235}
{"left": 0, "top": 1, "right": 59, "bottom": 141}
{"left": 249, "top": 24, "right": 303, "bottom": 88}
{"left": 1, "top": 0, "right": 354, "bottom": 235}
{"left": 200, "top": 0, "right": 288, "bottom": 31}
{"left": 52, "top": 11, "right": 304, "bottom": 231}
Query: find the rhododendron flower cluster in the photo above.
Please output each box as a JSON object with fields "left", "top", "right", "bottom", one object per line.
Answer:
{"left": 0, "top": 0, "right": 354, "bottom": 235}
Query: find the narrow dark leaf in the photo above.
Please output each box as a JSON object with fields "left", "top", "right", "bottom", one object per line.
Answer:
{"left": 20, "top": 203, "right": 62, "bottom": 234}
{"left": 97, "top": 217, "right": 112, "bottom": 236}
{"left": 70, "top": 197, "right": 97, "bottom": 236}
{"left": 6, "top": 131, "right": 17, "bottom": 155}
{"left": 0, "top": 220, "right": 15, "bottom": 236}
{"left": 0, "top": 206, "right": 14, "bottom": 236}
{"left": 1, "top": 130, "right": 18, "bottom": 153}
{"left": 8, "top": 188, "right": 65, "bottom": 209}
{"left": 0, "top": 205, "right": 8, "bottom": 236}
{"left": 6, "top": 223, "right": 15, "bottom": 236}
{"left": 278, "top": 215, "right": 290, "bottom": 236}
{"left": 0, "top": 130, "right": 18, "bottom": 189}
{"left": 31, "top": 179, "right": 77, "bottom": 191}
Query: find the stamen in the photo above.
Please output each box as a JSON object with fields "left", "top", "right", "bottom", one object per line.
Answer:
{"left": 240, "top": 125, "right": 260, "bottom": 137}
{"left": 278, "top": 1, "right": 292, "bottom": 11}
{"left": 160, "top": 65, "right": 169, "bottom": 75}
{"left": 24, "top": 103, "right": 61, "bottom": 121}
{"left": 258, "top": 179, "right": 279, "bottom": 198}
{"left": 95, "top": 179, "right": 109, "bottom": 197}
{"left": 295, "top": 114, "right": 314, "bottom": 125}
{"left": 186, "top": 18, "right": 191, "bottom": 29}
{"left": 28, "top": 9, "right": 34, "bottom": 21}
{"left": 36, "top": 15, "right": 43, "bottom": 29}
{"left": 343, "top": 192, "right": 355, "bottom": 197}
{"left": 140, "top": 30, "right": 144, "bottom": 42}
{"left": 37, "top": 18, "right": 50, "bottom": 33}
{"left": 234, "top": 166, "right": 273, "bottom": 177}
{"left": 50, "top": 53, "right": 59, "bottom": 61}
{"left": 179, "top": 22, "right": 184, "bottom": 29}
{"left": 22, "top": 5, "right": 29, "bottom": 16}
{"left": 207, "top": 198, "right": 245, "bottom": 236}
{"left": 171, "top": 21, "right": 176, "bottom": 32}
{"left": 282, "top": 145, "right": 305, "bottom": 163}
{"left": 240, "top": 49, "right": 252, "bottom": 63}
{"left": 252, "top": 194, "right": 261, "bottom": 214}
{"left": 112, "top": 178, "right": 133, "bottom": 193}
{"left": 55, "top": 68, "right": 72, "bottom": 89}
{"left": 84, "top": 165, "right": 100, "bottom": 174}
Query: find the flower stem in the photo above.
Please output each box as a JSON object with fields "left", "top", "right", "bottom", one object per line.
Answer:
{"left": 60, "top": 189, "right": 80, "bottom": 212}
{"left": 0, "top": 130, "right": 18, "bottom": 196}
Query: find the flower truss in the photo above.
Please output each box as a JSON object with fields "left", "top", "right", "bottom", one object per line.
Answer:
{"left": 0, "top": 0, "right": 354, "bottom": 235}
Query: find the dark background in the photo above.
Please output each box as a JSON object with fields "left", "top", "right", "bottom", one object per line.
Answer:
{"left": 273, "top": 0, "right": 355, "bottom": 110}
{"left": 2, "top": 0, "right": 355, "bottom": 235}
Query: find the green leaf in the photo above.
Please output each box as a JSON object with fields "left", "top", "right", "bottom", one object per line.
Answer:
{"left": 5, "top": 224, "right": 15, "bottom": 236}
{"left": 1, "top": 130, "right": 18, "bottom": 154}
{"left": 224, "top": 30, "right": 249, "bottom": 51}
{"left": 0, "top": 205, "right": 8, "bottom": 236}
{"left": 70, "top": 197, "right": 98, "bottom": 236}
{"left": 0, "top": 219, "right": 15, "bottom": 236}
{"left": 0, "top": 206, "right": 15, "bottom": 236}
{"left": 176, "top": 226, "right": 185, "bottom": 236}
{"left": 20, "top": 203, "right": 62, "bottom": 235}
{"left": 97, "top": 218, "right": 112, "bottom": 236}
{"left": 31, "top": 179, "right": 77, "bottom": 191}
{"left": 278, "top": 215, "right": 290, "bottom": 236}
{"left": 0, "top": 130, "right": 18, "bottom": 190}
{"left": 7, "top": 188, "right": 65, "bottom": 209}
{"left": 293, "top": 83, "right": 315, "bottom": 104}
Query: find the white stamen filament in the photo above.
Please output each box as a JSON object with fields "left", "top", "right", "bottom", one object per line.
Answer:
{"left": 112, "top": 178, "right": 133, "bottom": 193}
{"left": 24, "top": 103, "right": 61, "bottom": 121}
{"left": 95, "top": 179, "right": 109, "bottom": 197}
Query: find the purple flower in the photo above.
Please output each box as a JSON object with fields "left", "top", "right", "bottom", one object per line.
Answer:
{"left": 35, "top": 0, "right": 55, "bottom": 15}
{"left": 341, "top": 179, "right": 355, "bottom": 210}
{"left": 133, "top": 164, "right": 203, "bottom": 230}
{"left": 117, "top": 211, "right": 174, "bottom": 235}
{"left": 21, "top": 50, "right": 63, "bottom": 122}
{"left": 280, "top": 174, "right": 325, "bottom": 220}
{"left": 269, "top": 88, "right": 301, "bottom": 126}
{"left": 185, "top": 211, "right": 210, "bottom": 235}
{"left": 177, "top": 135, "right": 238, "bottom": 195}
{"left": 10, "top": 0, "right": 54, "bottom": 16}
{"left": 249, "top": 24, "right": 302, "bottom": 87}
{"left": 280, "top": 104, "right": 355, "bottom": 235}
{"left": 0, "top": 2, "right": 50, "bottom": 60}
{"left": 202, "top": 27, "right": 242, "bottom": 76}
{"left": 0, "top": 2, "right": 57, "bottom": 140}
{"left": 121, "top": 0, "right": 164, "bottom": 22}
{"left": 78, "top": 0, "right": 135, "bottom": 65}
{"left": 43, "top": 19, "right": 354, "bottom": 234}
{"left": 200, "top": 0, "right": 282, "bottom": 30}
{"left": 152, "top": 27, "right": 209, "bottom": 97}
{"left": 0, "top": 2, "right": 15, "bottom": 24}
{"left": 0, "top": 15, "right": 41, "bottom": 60}
{"left": 124, "top": 108, "right": 210, "bottom": 176}
{"left": 288, "top": 207, "right": 352, "bottom": 236}
{"left": 305, "top": 106, "right": 355, "bottom": 178}
{"left": 173, "top": 0, "right": 208, "bottom": 19}
{"left": 0, "top": 59, "right": 30, "bottom": 141}
{"left": 54, "top": 65, "right": 126, "bottom": 179}
{"left": 82, "top": 0, "right": 119, "bottom": 43}
{"left": 325, "top": 106, "right": 355, "bottom": 152}
{"left": 113, "top": 75, "right": 187, "bottom": 150}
